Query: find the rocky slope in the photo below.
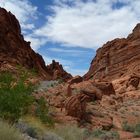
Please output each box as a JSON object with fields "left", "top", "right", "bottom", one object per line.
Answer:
{"left": 84, "top": 24, "right": 140, "bottom": 81}
{"left": 36, "top": 74, "right": 140, "bottom": 139}
{"left": 0, "top": 8, "right": 72, "bottom": 81}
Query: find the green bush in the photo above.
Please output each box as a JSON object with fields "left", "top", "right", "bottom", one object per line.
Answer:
{"left": 92, "top": 129, "right": 106, "bottom": 137}
{"left": 110, "top": 131, "right": 120, "bottom": 139}
{"left": 91, "top": 129, "right": 120, "bottom": 140}
{"left": 122, "top": 121, "right": 135, "bottom": 132}
{"left": 122, "top": 122, "right": 140, "bottom": 137}
{"left": 0, "top": 72, "right": 34, "bottom": 122}
{"left": 0, "top": 120, "right": 24, "bottom": 140}
{"left": 16, "top": 64, "right": 38, "bottom": 77}
{"left": 100, "top": 131, "right": 120, "bottom": 140}
{"left": 57, "top": 78, "right": 64, "bottom": 84}
{"left": 134, "top": 124, "right": 140, "bottom": 137}
{"left": 35, "top": 97, "right": 54, "bottom": 126}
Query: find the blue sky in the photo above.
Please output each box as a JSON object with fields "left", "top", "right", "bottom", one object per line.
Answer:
{"left": 0, "top": 0, "right": 140, "bottom": 76}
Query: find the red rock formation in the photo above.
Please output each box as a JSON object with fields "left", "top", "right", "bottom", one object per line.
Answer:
{"left": 64, "top": 81, "right": 115, "bottom": 119}
{"left": 127, "top": 75, "right": 140, "bottom": 89}
{"left": 64, "top": 93, "right": 91, "bottom": 119}
{"left": 0, "top": 8, "right": 71, "bottom": 80}
{"left": 0, "top": 8, "right": 50, "bottom": 78}
{"left": 68, "top": 75, "right": 83, "bottom": 84}
{"left": 84, "top": 24, "right": 140, "bottom": 81}
{"left": 46, "top": 60, "right": 72, "bottom": 81}
{"left": 66, "top": 84, "right": 72, "bottom": 97}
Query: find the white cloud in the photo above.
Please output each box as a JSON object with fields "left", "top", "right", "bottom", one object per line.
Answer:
{"left": 48, "top": 48, "right": 89, "bottom": 56}
{"left": 48, "top": 48, "right": 86, "bottom": 53}
{"left": 21, "top": 24, "right": 35, "bottom": 30}
{"left": 35, "top": 0, "right": 140, "bottom": 49}
{"left": 42, "top": 56, "right": 53, "bottom": 65}
{"left": 66, "top": 67, "right": 87, "bottom": 76}
{"left": 24, "top": 35, "right": 47, "bottom": 51}
{"left": 0, "top": 0, "right": 38, "bottom": 31}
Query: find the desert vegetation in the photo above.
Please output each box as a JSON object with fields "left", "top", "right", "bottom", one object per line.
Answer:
{"left": 0, "top": 71, "right": 34, "bottom": 122}
{"left": 0, "top": 121, "right": 24, "bottom": 140}
{"left": 0, "top": 71, "right": 54, "bottom": 124}
{"left": 122, "top": 121, "right": 140, "bottom": 137}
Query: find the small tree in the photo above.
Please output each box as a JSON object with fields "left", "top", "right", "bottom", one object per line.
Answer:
{"left": 0, "top": 72, "right": 34, "bottom": 122}
{"left": 35, "top": 97, "right": 54, "bottom": 126}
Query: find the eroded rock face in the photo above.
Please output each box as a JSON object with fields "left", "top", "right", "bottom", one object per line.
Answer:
{"left": 127, "top": 75, "right": 140, "bottom": 89}
{"left": 64, "top": 94, "right": 89, "bottom": 119}
{"left": 0, "top": 8, "right": 71, "bottom": 80}
{"left": 113, "top": 74, "right": 140, "bottom": 94}
{"left": 0, "top": 8, "right": 51, "bottom": 78}
{"left": 84, "top": 24, "right": 140, "bottom": 81}
{"left": 46, "top": 60, "right": 72, "bottom": 81}
{"left": 64, "top": 81, "right": 115, "bottom": 119}
{"left": 68, "top": 75, "right": 83, "bottom": 84}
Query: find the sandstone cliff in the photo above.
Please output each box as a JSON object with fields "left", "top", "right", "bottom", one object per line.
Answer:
{"left": 0, "top": 8, "right": 72, "bottom": 81}
{"left": 84, "top": 24, "right": 140, "bottom": 81}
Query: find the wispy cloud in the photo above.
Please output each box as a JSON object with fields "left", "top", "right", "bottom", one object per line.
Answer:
{"left": 0, "top": 0, "right": 46, "bottom": 51}
{"left": 24, "top": 35, "right": 47, "bottom": 51}
{"left": 48, "top": 47, "right": 92, "bottom": 57}
{"left": 48, "top": 48, "right": 87, "bottom": 53}
{"left": 0, "top": 0, "right": 38, "bottom": 32}
{"left": 2, "top": 0, "right": 140, "bottom": 50}
{"left": 65, "top": 67, "right": 87, "bottom": 76}
{"left": 35, "top": 0, "right": 139, "bottom": 49}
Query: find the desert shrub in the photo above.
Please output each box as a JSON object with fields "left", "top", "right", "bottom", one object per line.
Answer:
{"left": 91, "top": 129, "right": 120, "bottom": 140}
{"left": 52, "top": 125, "right": 85, "bottom": 140}
{"left": 52, "top": 125, "right": 119, "bottom": 140}
{"left": 122, "top": 122, "right": 140, "bottom": 137}
{"left": 35, "top": 97, "right": 54, "bottom": 126}
{"left": 122, "top": 121, "right": 135, "bottom": 132}
{"left": 92, "top": 129, "right": 106, "bottom": 137}
{"left": 0, "top": 72, "right": 34, "bottom": 122}
{"left": 110, "top": 131, "right": 120, "bottom": 139}
{"left": 26, "top": 127, "right": 38, "bottom": 138}
{"left": 42, "top": 132, "right": 64, "bottom": 140}
{"left": 57, "top": 78, "right": 64, "bottom": 84}
{"left": 134, "top": 124, "right": 140, "bottom": 137}
{"left": 30, "top": 68, "right": 38, "bottom": 76}
{"left": 0, "top": 120, "right": 24, "bottom": 140}
{"left": 100, "top": 131, "right": 120, "bottom": 140}
{"left": 19, "top": 115, "right": 47, "bottom": 132}
{"left": 16, "top": 64, "right": 38, "bottom": 77}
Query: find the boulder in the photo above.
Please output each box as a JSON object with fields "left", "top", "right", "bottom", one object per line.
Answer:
{"left": 127, "top": 75, "right": 140, "bottom": 89}
{"left": 68, "top": 75, "right": 83, "bottom": 84}
{"left": 64, "top": 94, "right": 88, "bottom": 119}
